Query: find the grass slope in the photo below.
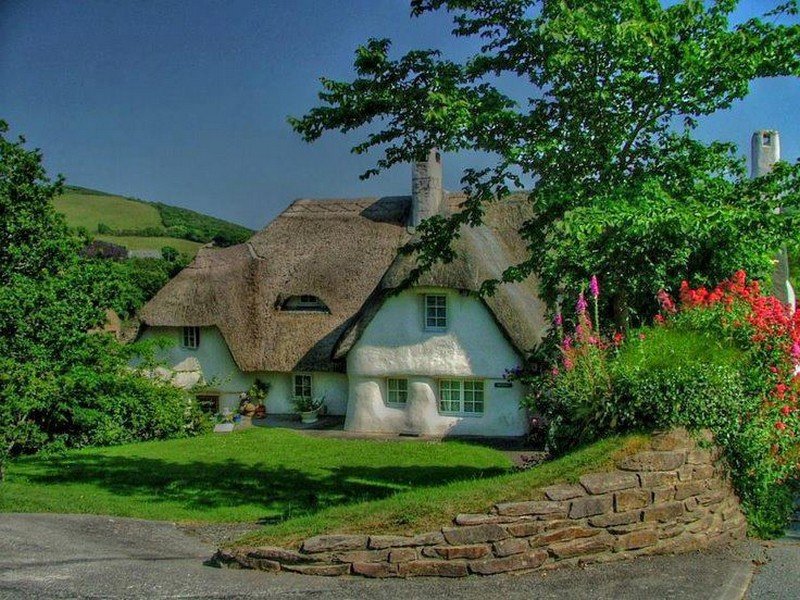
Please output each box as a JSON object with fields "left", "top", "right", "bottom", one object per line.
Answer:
{"left": 0, "top": 428, "right": 512, "bottom": 524}
{"left": 238, "top": 433, "right": 647, "bottom": 548}
{"left": 54, "top": 189, "right": 162, "bottom": 233}
{"left": 54, "top": 185, "right": 254, "bottom": 258}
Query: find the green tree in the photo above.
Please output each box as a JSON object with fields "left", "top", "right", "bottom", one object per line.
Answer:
{"left": 0, "top": 121, "right": 201, "bottom": 479}
{"left": 291, "top": 0, "right": 800, "bottom": 325}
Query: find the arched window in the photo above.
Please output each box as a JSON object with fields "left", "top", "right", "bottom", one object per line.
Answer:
{"left": 281, "top": 295, "right": 330, "bottom": 313}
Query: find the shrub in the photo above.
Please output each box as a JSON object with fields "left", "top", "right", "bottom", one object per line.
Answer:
{"left": 524, "top": 272, "right": 799, "bottom": 537}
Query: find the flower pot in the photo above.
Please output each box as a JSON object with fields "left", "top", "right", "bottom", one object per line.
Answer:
{"left": 300, "top": 408, "right": 319, "bottom": 424}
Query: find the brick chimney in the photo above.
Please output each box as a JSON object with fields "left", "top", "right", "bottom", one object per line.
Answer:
{"left": 410, "top": 149, "right": 443, "bottom": 228}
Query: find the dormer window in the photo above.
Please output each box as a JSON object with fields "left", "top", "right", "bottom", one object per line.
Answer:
{"left": 281, "top": 295, "right": 330, "bottom": 313}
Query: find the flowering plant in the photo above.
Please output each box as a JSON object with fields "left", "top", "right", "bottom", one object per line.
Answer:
{"left": 525, "top": 271, "right": 798, "bottom": 537}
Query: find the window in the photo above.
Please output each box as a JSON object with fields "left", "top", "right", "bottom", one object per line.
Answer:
{"left": 182, "top": 326, "right": 200, "bottom": 349}
{"left": 294, "top": 374, "right": 312, "bottom": 399}
{"left": 281, "top": 295, "right": 330, "bottom": 313}
{"left": 195, "top": 394, "right": 219, "bottom": 414}
{"left": 387, "top": 378, "right": 408, "bottom": 404}
{"left": 438, "top": 379, "right": 484, "bottom": 415}
{"left": 424, "top": 294, "right": 447, "bottom": 330}
{"left": 763, "top": 132, "right": 772, "bottom": 146}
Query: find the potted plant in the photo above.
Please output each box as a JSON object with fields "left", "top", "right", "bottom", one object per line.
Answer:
{"left": 240, "top": 379, "right": 271, "bottom": 420}
{"left": 293, "top": 394, "right": 325, "bottom": 424}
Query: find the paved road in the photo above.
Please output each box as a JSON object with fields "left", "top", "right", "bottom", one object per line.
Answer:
{"left": 747, "top": 504, "right": 800, "bottom": 600}
{"left": 0, "top": 513, "right": 758, "bottom": 599}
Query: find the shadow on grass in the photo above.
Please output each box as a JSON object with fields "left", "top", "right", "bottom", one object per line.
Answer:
{"left": 17, "top": 454, "right": 507, "bottom": 523}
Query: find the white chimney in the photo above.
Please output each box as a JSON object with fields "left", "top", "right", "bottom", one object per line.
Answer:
{"left": 751, "top": 130, "right": 780, "bottom": 178}
{"left": 410, "top": 149, "right": 443, "bottom": 228}
{"left": 751, "top": 129, "right": 794, "bottom": 308}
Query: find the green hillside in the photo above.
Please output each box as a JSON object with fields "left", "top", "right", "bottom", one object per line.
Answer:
{"left": 54, "top": 185, "right": 253, "bottom": 258}
{"left": 53, "top": 188, "right": 162, "bottom": 233}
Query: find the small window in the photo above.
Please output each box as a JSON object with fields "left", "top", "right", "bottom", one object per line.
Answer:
{"left": 294, "top": 374, "right": 312, "bottom": 399}
{"left": 438, "top": 379, "right": 485, "bottom": 415}
{"left": 182, "top": 326, "right": 200, "bottom": 349}
{"left": 763, "top": 132, "right": 772, "bottom": 146}
{"left": 281, "top": 295, "right": 330, "bottom": 313}
{"left": 424, "top": 294, "right": 447, "bottom": 331}
{"left": 195, "top": 394, "right": 219, "bottom": 414}
{"left": 387, "top": 378, "right": 408, "bottom": 404}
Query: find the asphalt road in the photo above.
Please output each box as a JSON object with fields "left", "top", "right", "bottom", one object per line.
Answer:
{"left": 746, "top": 506, "right": 800, "bottom": 600}
{"left": 0, "top": 513, "right": 760, "bottom": 599}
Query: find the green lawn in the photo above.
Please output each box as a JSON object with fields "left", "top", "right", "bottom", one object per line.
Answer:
{"left": 96, "top": 234, "right": 203, "bottom": 256}
{"left": 0, "top": 427, "right": 647, "bottom": 549}
{"left": 0, "top": 428, "right": 513, "bottom": 524}
{"left": 54, "top": 190, "right": 162, "bottom": 233}
{"left": 239, "top": 433, "right": 647, "bottom": 548}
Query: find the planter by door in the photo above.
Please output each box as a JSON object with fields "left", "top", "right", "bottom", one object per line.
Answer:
{"left": 301, "top": 408, "right": 319, "bottom": 424}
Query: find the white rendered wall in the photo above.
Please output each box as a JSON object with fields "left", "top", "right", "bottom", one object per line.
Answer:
{"left": 345, "top": 288, "right": 527, "bottom": 437}
{"left": 140, "top": 326, "right": 348, "bottom": 415}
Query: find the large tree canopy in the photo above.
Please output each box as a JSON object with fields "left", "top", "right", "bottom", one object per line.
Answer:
{"left": 291, "top": 0, "right": 800, "bottom": 326}
{"left": 0, "top": 121, "right": 202, "bottom": 479}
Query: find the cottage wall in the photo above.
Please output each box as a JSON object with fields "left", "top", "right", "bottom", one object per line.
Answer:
{"left": 140, "top": 326, "right": 348, "bottom": 415}
{"left": 345, "top": 288, "right": 527, "bottom": 437}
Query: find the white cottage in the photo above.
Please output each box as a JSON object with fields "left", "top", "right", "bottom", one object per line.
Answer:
{"left": 139, "top": 152, "right": 548, "bottom": 437}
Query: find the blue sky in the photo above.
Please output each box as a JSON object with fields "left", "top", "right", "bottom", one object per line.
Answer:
{"left": 1, "top": 0, "right": 798, "bottom": 229}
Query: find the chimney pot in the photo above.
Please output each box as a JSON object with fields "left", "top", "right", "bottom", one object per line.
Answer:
{"left": 410, "top": 149, "right": 443, "bottom": 227}
{"left": 751, "top": 129, "right": 780, "bottom": 178}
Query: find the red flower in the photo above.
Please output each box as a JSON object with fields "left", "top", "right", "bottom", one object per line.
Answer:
{"left": 776, "top": 421, "right": 787, "bottom": 431}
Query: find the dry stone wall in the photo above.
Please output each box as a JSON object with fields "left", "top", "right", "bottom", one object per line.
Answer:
{"left": 215, "top": 429, "right": 746, "bottom": 578}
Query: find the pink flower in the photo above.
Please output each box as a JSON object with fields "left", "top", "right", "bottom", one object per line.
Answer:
{"left": 554, "top": 313, "right": 563, "bottom": 326}
{"left": 551, "top": 367, "right": 560, "bottom": 377}
{"left": 576, "top": 292, "right": 588, "bottom": 315}
{"left": 792, "top": 341, "right": 800, "bottom": 361}
{"left": 561, "top": 335, "right": 573, "bottom": 350}
{"left": 589, "top": 275, "right": 600, "bottom": 298}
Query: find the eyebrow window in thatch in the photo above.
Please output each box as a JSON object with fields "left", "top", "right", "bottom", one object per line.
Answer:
{"left": 281, "top": 295, "right": 331, "bottom": 313}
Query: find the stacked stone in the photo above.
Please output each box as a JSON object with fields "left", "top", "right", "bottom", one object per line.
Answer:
{"left": 214, "top": 429, "right": 746, "bottom": 578}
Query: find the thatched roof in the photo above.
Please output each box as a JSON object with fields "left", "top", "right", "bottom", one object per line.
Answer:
{"left": 333, "top": 195, "right": 548, "bottom": 360}
{"left": 140, "top": 193, "right": 548, "bottom": 372}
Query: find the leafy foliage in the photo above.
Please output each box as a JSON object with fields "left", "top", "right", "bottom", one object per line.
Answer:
{"left": 524, "top": 272, "right": 799, "bottom": 537}
{"left": 0, "top": 120, "right": 204, "bottom": 479}
{"left": 153, "top": 202, "right": 252, "bottom": 246}
{"left": 291, "top": 0, "right": 800, "bottom": 318}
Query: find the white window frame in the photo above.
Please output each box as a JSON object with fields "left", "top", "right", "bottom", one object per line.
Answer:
{"left": 182, "top": 326, "right": 200, "bottom": 349}
{"left": 386, "top": 378, "right": 408, "bottom": 405}
{"left": 424, "top": 294, "right": 448, "bottom": 331}
{"left": 438, "top": 379, "right": 485, "bottom": 416}
{"left": 293, "top": 373, "right": 312, "bottom": 399}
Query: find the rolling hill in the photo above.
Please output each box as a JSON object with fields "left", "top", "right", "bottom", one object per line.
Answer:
{"left": 53, "top": 185, "right": 253, "bottom": 258}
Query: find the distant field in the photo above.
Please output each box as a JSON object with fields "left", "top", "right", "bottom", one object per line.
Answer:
{"left": 53, "top": 185, "right": 251, "bottom": 259}
{"left": 97, "top": 235, "right": 203, "bottom": 256}
{"left": 54, "top": 191, "right": 162, "bottom": 233}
